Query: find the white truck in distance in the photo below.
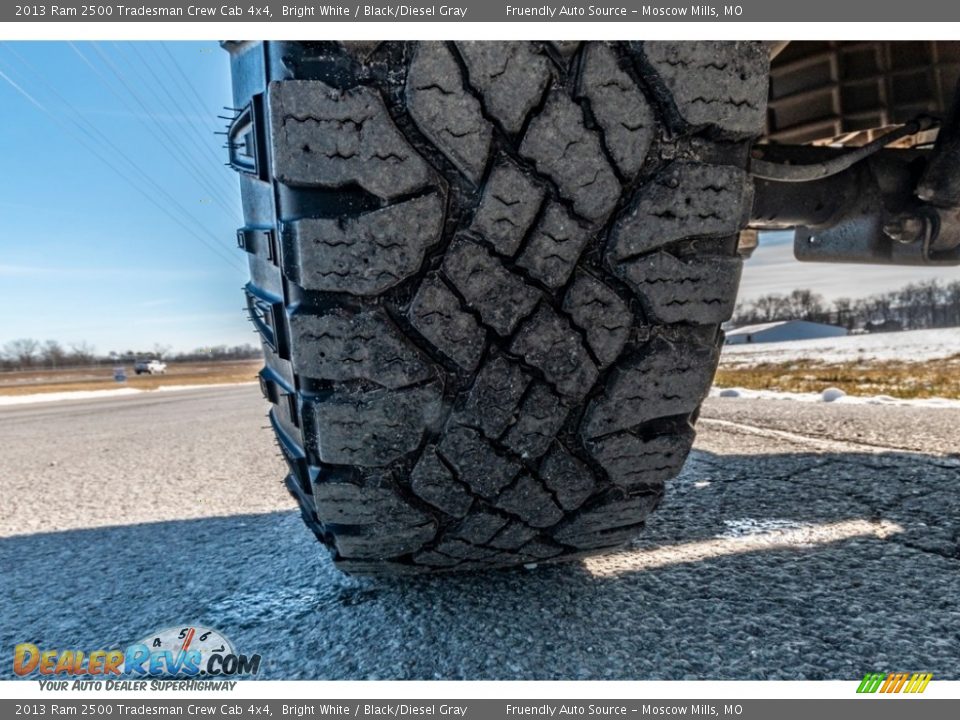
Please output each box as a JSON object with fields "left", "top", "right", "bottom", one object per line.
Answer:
{"left": 133, "top": 358, "right": 166, "bottom": 375}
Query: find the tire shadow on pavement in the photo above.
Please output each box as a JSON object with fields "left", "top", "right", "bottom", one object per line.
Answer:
{"left": 1, "top": 450, "right": 957, "bottom": 681}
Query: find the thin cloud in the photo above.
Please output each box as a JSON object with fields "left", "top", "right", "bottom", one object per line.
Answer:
{"left": 0, "top": 263, "right": 214, "bottom": 280}
{"left": 132, "top": 311, "right": 246, "bottom": 326}
{"left": 81, "top": 108, "right": 219, "bottom": 125}
{"left": 0, "top": 264, "right": 62, "bottom": 277}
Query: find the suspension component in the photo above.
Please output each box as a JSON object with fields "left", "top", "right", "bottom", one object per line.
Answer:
{"left": 749, "top": 146, "right": 960, "bottom": 266}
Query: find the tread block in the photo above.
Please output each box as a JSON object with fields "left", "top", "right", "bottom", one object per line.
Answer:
{"left": 615, "top": 251, "right": 743, "bottom": 325}
{"left": 509, "top": 304, "right": 598, "bottom": 401}
{"left": 311, "top": 482, "right": 436, "bottom": 559}
{"left": 433, "top": 538, "right": 501, "bottom": 561}
{"left": 643, "top": 41, "right": 769, "bottom": 137}
{"left": 553, "top": 522, "right": 647, "bottom": 551}
{"left": 563, "top": 273, "right": 632, "bottom": 368}
{"left": 332, "top": 528, "right": 436, "bottom": 560}
{"left": 495, "top": 475, "right": 564, "bottom": 528}
{"left": 311, "top": 382, "right": 443, "bottom": 466}
{"left": 412, "top": 550, "right": 462, "bottom": 567}
{"left": 487, "top": 521, "right": 539, "bottom": 550}
{"left": 587, "top": 429, "right": 694, "bottom": 491}
{"left": 583, "top": 337, "right": 719, "bottom": 438}
{"left": 437, "top": 426, "right": 520, "bottom": 498}
{"left": 335, "top": 559, "right": 431, "bottom": 575}
{"left": 442, "top": 236, "right": 540, "bottom": 336}
{"left": 285, "top": 192, "right": 444, "bottom": 295}
{"left": 579, "top": 43, "right": 655, "bottom": 178}
{"left": 503, "top": 383, "right": 569, "bottom": 460}
{"left": 269, "top": 79, "right": 434, "bottom": 199}
{"left": 608, "top": 162, "right": 751, "bottom": 262}
{"left": 514, "top": 539, "right": 564, "bottom": 560}
{"left": 516, "top": 202, "right": 592, "bottom": 289}
{"left": 451, "top": 509, "right": 509, "bottom": 544}
{"left": 549, "top": 42, "right": 581, "bottom": 59}
{"left": 410, "top": 447, "right": 474, "bottom": 518}
{"left": 552, "top": 492, "right": 658, "bottom": 546}
{"left": 540, "top": 444, "right": 596, "bottom": 511}
{"left": 469, "top": 159, "right": 546, "bottom": 256}
{"left": 408, "top": 274, "right": 486, "bottom": 371}
{"left": 290, "top": 309, "right": 434, "bottom": 389}
{"left": 452, "top": 355, "right": 530, "bottom": 438}
{"left": 520, "top": 90, "right": 621, "bottom": 223}
{"left": 406, "top": 42, "right": 493, "bottom": 184}
{"left": 338, "top": 41, "right": 382, "bottom": 59}
{"left": 457, "top": 42, "right": 552, "bottom": 135}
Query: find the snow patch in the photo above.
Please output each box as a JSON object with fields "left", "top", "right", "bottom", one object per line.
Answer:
{"left": 0, "top": 388, "right": 143, "bottom": 406}
{"left": 821, "top": 387, "right": 847, "bottom": 403}
{"left": 710, "top": 385, "right": 960, "bottom": 408}
{"left": 0, "top": 382, "right": 256, "bottom": 407}
{"left": 722, "top": 326, "right": 960, "bottom": 365}
{"left": 155, "top": 382, "right": 256, "bottom": 393}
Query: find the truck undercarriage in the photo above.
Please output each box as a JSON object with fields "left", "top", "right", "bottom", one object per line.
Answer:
{"left": 750, "top": 41, "right": 960, "bottom": 266}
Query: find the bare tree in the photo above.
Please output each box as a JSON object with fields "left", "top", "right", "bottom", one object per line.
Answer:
{"left": 833, "top": 297, "right": 854, "bottom": 328}
{"left": 946, "top": 281, "right": 960, "bottom": 327}
{"left": 68, "top": 341, "right": 97, "bottom": 366}
{"left": 42, "top": 340, "right": 68, "bottom": 369}
{"left": 752, "top": 295, "right": 781, "bottom": 322}
{"left": 731, "top": 278, "right": 960, "bottom": 332}
{"left": 0, "top": 339, "right": 265, "bottom": 373}
{"left": 3, "top": 338, "right": 41, "bottom": 369}
{"left": 787, "top": 289, "right": 826, "bottom": 321}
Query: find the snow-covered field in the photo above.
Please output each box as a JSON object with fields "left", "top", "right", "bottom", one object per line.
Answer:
{"left": 720, "top": 327, "right": 960, "bottom": 366}
{"left": 0, "top": 382, "right": 256, "bottom": 407}
{"left": 709, "top": 385, "right": 960, "bottom": 408}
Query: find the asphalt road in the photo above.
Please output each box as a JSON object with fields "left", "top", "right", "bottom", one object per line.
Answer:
{"left": 2, "top": 385, "right": 958, "bottom": 680}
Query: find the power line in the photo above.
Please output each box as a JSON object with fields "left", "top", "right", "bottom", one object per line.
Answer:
{"left": 126, "top": 42, "right": 242, "bottom": 216}
{"left": 148, "top": 42, "right": 237, "bottom": 173}
{"left": 99, "top": 41, "right": 241, "bottom": 217}
{"left": 160, "top": 42, "right": 228, "bottom": 136}
{"left": 114, "top": 42, "right": 242, "bottom": 216}
{"left": 0, "top": 53, "right": 246, "bottom": 273}
{"left": 2, "top": 43, "right": 242, "bottom": 263}
{"left": 81, "top": 42, "right": 242, "bottom": 220}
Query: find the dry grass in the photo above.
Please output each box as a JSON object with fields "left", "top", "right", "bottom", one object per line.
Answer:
{"left": 0, "top": 360, "right": 261, "bottom": 396}
{"left": 715, "top": 354, "right": 960, "bottom": 400}
{"left": 9, "top": 356, "right": 960, "bottom": 402}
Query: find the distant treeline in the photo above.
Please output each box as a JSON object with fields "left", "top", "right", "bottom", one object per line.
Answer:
{"left": 732, "top": 279, "right": 960, "bottom": 331}
{"left": 0, "top": 340, "right": 262, "bottom": 372}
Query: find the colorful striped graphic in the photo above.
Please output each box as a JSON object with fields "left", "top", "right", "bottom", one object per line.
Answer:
{"left": 857, "top": 672, "right": 932, "bottom": 694}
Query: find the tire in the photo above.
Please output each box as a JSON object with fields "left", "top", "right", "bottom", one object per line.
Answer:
{"left": 225, "top": 41, "right": 769, "bottom": 574}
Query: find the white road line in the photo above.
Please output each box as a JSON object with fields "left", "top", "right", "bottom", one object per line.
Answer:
{"left": 699, "top": 416, "right": 960, "bottom": 462}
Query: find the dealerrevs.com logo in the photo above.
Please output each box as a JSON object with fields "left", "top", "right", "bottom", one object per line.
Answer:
{"left": 14, "top": 626, "right": 261, "bottom": 686}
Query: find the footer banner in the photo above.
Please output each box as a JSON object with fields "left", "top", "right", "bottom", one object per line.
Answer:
{"left": 2, "top": 700, "right": 957, "bottom": 720}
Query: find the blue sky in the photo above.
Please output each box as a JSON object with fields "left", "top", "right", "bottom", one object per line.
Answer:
{"left": 743, "top": 232, "right": 960, "bottom": 302}
{"left": 0, "top": 41, "right": 249, "bottom": 355}
{"left": 1, "top": 42, "right": 958, "bottom": 355}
